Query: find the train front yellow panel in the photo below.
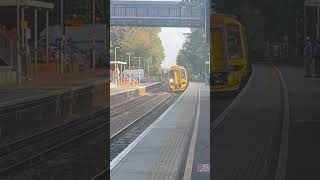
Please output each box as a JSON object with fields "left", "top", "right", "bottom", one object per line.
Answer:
{"left": 211, "top": 14, "right": 249, "bottom": 93}
{"left": 168, "top": 66, "right": 188, "bottom": 92}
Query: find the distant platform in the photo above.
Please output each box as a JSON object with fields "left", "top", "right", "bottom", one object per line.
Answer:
{"left": 0, "top": 69, "right": 107, "bottom": 106}
{"left": 110, "top": 82, "right": 160, "bottom": 95}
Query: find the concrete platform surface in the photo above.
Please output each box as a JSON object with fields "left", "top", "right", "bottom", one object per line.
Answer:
{"left": 190, "top": 84, "right": 210, "bottom": 180}
{"left": 212, "top": 64, "right": 284, "bottom": 180}
{"left": 278, "top": 65, "right": 320, "bottom": 180}
{"left": 111, "top": 83, "right": 200, "bottom": 180}
{"left": 110, "top": 82, "right": 160, "bottom": 95}
{"left": 0, "top": 69, "right": 107, "bottom": 106}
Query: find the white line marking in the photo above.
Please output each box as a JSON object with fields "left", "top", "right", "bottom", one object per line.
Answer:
{"left": 273, "top": 65, "right": 290, "bottom": 180}
{"left": 183, "top": 86, "right": 201, "bottom": 180}
{"left": 110, "top": 84, "right": 190, "bottom": 172}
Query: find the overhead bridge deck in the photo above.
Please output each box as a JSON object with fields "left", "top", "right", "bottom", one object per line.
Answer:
{"left": 110, "top": 0, "right": 205, "bottom": 27}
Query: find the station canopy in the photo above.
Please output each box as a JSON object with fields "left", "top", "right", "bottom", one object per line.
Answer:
{"left": 305, "top": 0, "right": 320, "bottom": 7}
{"left": 0, "top": 0, "right": 54, "bottom": 9}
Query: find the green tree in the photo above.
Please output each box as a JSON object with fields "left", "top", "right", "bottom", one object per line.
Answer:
{"left": 176, "top": 29, "right": 209, "bottom": 75}
{"left": 110, "top": 27, "right": 165, "bottom": 76}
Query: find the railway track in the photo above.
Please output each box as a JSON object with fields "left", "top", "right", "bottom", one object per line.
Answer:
{"left": 88, "top": 92, "right": 180, "bottom": 180}
{"left": 110, "top": 93, "right": 183, "bottom": 161}
{"left": 0, "top": 87, "right": 165, "bottom": 165}
{"left": 0, "top": 84, "right": 170, "bottom": 179}
{"left": 89, "top": 169, "right": 107, "bottom": 180}
{"left": 0, "top": 107, "right": 107, "bottom": 178}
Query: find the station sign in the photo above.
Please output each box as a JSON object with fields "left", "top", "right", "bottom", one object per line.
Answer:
{"left": 123, "top": 69, "right": 144, "bottom": 78}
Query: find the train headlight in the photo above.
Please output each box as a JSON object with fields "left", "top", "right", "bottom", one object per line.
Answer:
{"left": 169, "top": 78, "right": 174, "bottom": 83}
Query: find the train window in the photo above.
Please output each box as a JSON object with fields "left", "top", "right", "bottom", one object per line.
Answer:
{"left": 180, "top": 70, "right": 186, "bottom": 80}
{"left": 226, "top": 25, "right": 242, "bottom": 59}
{"left": 213, "top": 27, "right": 225, "bottom": 62}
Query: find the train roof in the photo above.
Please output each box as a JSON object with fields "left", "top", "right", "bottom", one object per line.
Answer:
{"left": 169, "top": 65, "right": 186, "bottom": 70}
{"left": 211, "top": 13, "right": 242, "bottom": 27}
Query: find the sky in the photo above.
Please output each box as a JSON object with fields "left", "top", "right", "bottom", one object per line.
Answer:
{"left": 159, "top": 27, "right": 191, "bottom": 69}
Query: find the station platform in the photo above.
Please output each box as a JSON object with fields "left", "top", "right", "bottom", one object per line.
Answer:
{"left": 190, "top": 84, "right": 210, "bottom": 180}
{"left": 110, "top": 82, "right": 162, "bottom": 107}
{"left": 212, "top": 63, "right": 285, "bottom": 180}
{"left": 110, "top": 82, "right": 160, "bottom": 95}
{"left": 110, "top": 83, "right": 210, "bottom": 180}
{"left": 0, "top": 70, "right": 107, "bottom": 144}
{"left": 277, "top": 65, "right": 320, "bottom": 179}
{"left": 0, "top": 69, "right": 107, "bottom": 106}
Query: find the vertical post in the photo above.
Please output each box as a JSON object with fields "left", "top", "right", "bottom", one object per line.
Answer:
{"left": 120, "top": 64, "right": 123, "bottom": 85}
{"left": 204, "top": 60, "right": 206, "bottom": 75}
{"left": 138, "top": 58, "right": 141, "bottom": 84}
{"left": 26, "top": 28, "right": 29, "bottom": 80}
{"left": 10, "top": 42, "right": 13, "bottom": 66}
{"left": 34, "top": 9, "right": 38, "bottom": 80}
{"left": 60, "top": 0, "right": 64, "bottom": 76}
{"left": 16, "top": 0, "right": 21, "bottom": 84}
{"left": 129, "top": 54, "right": 131, "bottom": 85}
{"left": 148, "top": 60, "right": 150, "bottom": 79}
{"left": 296, "top": 16, "right": 298, "bottom": 55}
{"left": 46, "top": 10, "right": 49, "bottom": 65}
{"left": 21, "top": 8, "right": 25, "bottom": 51}
{"left": 126, "top": 52, "right": 133, "bottom": 85}
{"left": 143, "top": 60, "right": 146, "bottom": 76}
{"left": 317, "top": 7, "right": 320, "bottom": 39}
{"left": 304, "top": 5, "right": 307, "bottom": 41}
{"left": 114, "top": 47, "right": 119, "bottom": 86}
{"left": 92, "top": 0, "right": 96, "bottom": 70}
{"left": 208, "top": 52, "right": 210, "bottom": 74}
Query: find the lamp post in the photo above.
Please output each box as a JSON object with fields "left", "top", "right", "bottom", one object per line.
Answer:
{"left": 125, "top": 52, "right": 134, "bottom": 85}
{"left": 133, "top": 57, "right": 143, "bottom": 84}
{"left": 92, "top": 0, "right": 96, "bottom": 70}
{"left": 16, "top": 0, "right": 21, "bottom": 84}
{"left": 60, "top": 0, "right": 64, "bottom": 76}
{"left": 114, "top": 47, "right": 120, "bottom": 86}
{"left": 207, "top": 52, "right": 210, "bottom": 73}
{"left": 148, "top": 60, "right": 150, "bottom": 79}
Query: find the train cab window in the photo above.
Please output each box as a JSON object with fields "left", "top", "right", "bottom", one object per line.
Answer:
{"left": 226, "top": 25, "right": 242, "bottom": 59}
{"left": 213, "top": 27, "right": 225, "bottom": 61}
{"left": 180, "top": 70, "right": 186, "bottom": 80}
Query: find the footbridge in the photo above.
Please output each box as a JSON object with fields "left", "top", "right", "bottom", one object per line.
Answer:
{"left": 110, "top": 0, "right": 209, "bottom": 28}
